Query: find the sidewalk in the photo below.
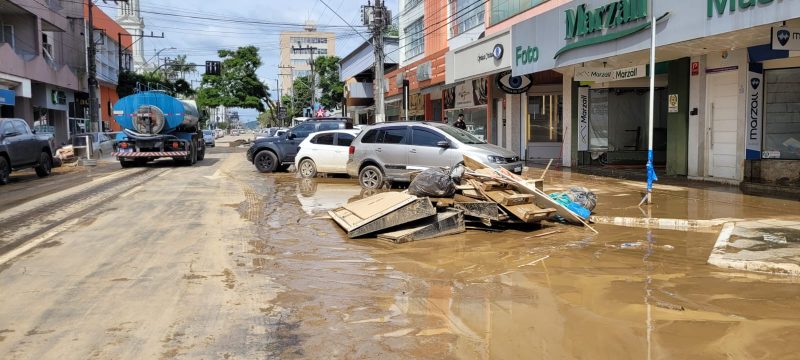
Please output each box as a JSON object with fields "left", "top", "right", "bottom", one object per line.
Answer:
{"left": 525, "top": 166, "right": 800, "bottom": 276}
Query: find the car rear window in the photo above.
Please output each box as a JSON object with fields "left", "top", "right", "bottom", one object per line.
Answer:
{"left": 378, "top": 127, "right": 408, "bottom": 144}
{"left": 312, "top": 133, "right": 335, "bottom": 145}
{"left": 360, "top": 129, "right": 378, "bottom": 143}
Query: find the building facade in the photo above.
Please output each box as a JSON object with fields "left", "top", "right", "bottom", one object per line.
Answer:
{"left": 279, "top": 22, "right": 336, "bottom": 104}
{"left": 0, "top": 0, "right": 89, "bottom": 145}
{"left": 339, "top": 37, "right": 399, "bottom": 125}
{"left": 87, "top": 3, "right": 131, "bottom": 132}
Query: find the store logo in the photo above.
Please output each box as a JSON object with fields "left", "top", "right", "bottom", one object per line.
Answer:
{"left": 515, "top": 46, "right": 539, "bottom": 65}
{"left": 777, "top": 29, "right": 790, "bottom": 46}
{"left": 751, "top": 78, "right": 761, "bottom": 90}
{"left": 708, "top": 0, "right": 775, "bottom": 18}
{"left": 496, "top": 70, "right": 532, "bottom": 94}
{"left": 557, "top": 0, "right": 670, "bottom": 58}
{"left": 492, "top": 44, "right": 504, "bottom": 60}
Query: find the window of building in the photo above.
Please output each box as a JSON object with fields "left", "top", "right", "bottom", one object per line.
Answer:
{"left": 1, "top": 24, "right": 14, "bottom": 48}
{"left": 294, "top": 70, "right": 312, "bottom": 78}
{"left": 765, "top": 68, "right": 800, "bottom": 160}
{"left": 450, "top": 0, "right": 485, "bottom": 38}
{"left": 490, "top": 0, "right": 547, "bottom": 26}
{"left": 291, "top": 47, "right": 328, "bottom": 55}
{"left": 291, "top": 59, "right": 307, "bottom": 66}
{"left": 528, "top": 94, "right": 563, "bottom": 143}
{"left": 404, "top": 17, "right": 424, "bottom": 59}
{"left": 290, "top": 37, "right": 328, "bottom": 44}
{"left": 405, "top": 0, "right": 423, "bottom": 10}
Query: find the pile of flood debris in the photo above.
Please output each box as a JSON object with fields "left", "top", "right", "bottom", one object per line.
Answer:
{"left": 328, "top": 156, "right": 597, "bottom": 243}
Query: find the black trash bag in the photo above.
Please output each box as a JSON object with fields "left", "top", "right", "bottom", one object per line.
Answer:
{"left": 408, "top": 168, "right": 456, "bottom": 198}
{"left": 566, "top": 186, "right": 597, "bottom": 211}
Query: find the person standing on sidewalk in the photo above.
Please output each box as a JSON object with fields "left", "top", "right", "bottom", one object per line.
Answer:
{"left": 442, "top": 116, "right": 448, "bottom": 125}
{"left": 454, "top": 114, "right": 467, "bottom": 130}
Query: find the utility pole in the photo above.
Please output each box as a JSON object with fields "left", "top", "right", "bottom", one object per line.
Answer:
{"left": 291, "top": 43, "right": 318, "bottom": 116}
{"left": 363, "top": 0, "right": 390, "bottom": 123}
{"left": 118, "top": 31, "right": 165, "bottom": 75}
{"left": 279, "top": 64, "right": 295, "bottom": 125}
{"left": 87, "top": 0, "right": 98, "bottom": 132}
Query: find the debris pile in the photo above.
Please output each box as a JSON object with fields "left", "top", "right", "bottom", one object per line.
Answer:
{"left": 328, "top": 156, "right": 597, "bottom": 243}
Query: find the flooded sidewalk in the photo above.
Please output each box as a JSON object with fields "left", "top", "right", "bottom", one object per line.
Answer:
{"left": 244, "top": 168, "right": 800, "bottom": 359}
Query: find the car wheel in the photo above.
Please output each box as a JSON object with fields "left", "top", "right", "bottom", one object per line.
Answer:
{"left": 359, "top": 165, "right": 384, "bottom": 189}
{"left": 34, "top": 152, "right": 52, "bottom": 177}
{"left": 0, "top": 156, "right": 10, "bottom": 185}
{"left": 298, "top": 158, "right": 317, "bottom": 179}
{"left": 254, "top": 150, "right": 278, "bottom": 173}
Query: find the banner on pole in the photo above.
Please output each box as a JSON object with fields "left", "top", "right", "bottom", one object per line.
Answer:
{"left": 746, "top": 71, "right": 763, "bottom": 160}
{"left": 577, "top": 87, "right": 589, "bottom": 151}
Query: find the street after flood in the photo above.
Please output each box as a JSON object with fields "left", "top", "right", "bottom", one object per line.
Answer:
{"left": 1, "top": 140, "right": 799, "bottom": 360}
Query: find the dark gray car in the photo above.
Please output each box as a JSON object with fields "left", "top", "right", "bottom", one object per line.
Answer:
{"left": 0, "top": 118, "right": 55, "bottom": 184}
{"left": 346, "top": 122, "right": 524, "bottom": 189}
{"left": 246, "top": 118, "right": 353, "bottom": 173}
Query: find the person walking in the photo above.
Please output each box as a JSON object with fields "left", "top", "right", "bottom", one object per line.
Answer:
{"left": 454, "top": 114, "right": 467, "bottom": 130}
{"left": 442, "top": 116, "right": 448, "bottom": 124}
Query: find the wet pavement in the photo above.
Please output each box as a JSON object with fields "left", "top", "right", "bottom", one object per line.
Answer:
{"left": 1, "top": 145, "right": 799, "bottom": 359}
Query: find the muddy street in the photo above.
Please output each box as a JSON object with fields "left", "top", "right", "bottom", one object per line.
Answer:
{"left": 1, "top": 145, "right": 799, "bottom": 359}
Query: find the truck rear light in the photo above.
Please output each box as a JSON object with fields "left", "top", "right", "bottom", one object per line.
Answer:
{"left": 119, "top": 142, "right": 129, "bottom": 149}
{"left": 171, "top": 142, "right": 181, "bottom": 150}
{"left": 348, "top": 146, "right": 355, "bottom": 155}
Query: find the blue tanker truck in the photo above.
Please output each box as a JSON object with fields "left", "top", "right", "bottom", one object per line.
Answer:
{"left": 111, "top": 91, "right": 205, "bottom": 167}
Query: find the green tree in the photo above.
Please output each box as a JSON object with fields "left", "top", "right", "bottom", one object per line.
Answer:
{"left": 165, "top": 54, "right": 197, "bottom": 81}
{"left": 196, "top": 46, "right": 272, "bottom": 112}
{"left": 257, "top": 110, "right": 278, "bottom": 128}
{"left": 313, "top": 56, "right": 344, "bottom": 111}
{"left": 281, "top": 76, "right": 313, "bottom": 119}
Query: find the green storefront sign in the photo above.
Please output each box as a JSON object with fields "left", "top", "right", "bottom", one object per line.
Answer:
{"left": 707, "top": 0, "right": 775, "bottom": 18}
{"left": 556, "top": 0, "right": 669, "bottom": 58}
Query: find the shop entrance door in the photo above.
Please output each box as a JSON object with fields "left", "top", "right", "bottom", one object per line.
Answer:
{"left": 706, "top": 71, "right": 739, "bottom": 180}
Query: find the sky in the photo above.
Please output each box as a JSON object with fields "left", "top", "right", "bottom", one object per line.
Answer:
{"left": 98, "top": 0, "right": 399, "bottom": 123}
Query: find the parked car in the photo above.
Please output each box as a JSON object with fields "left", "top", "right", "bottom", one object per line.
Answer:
{"left": 215, "top": 129, "right": 225, "bottom": 139}
{"left": 202, "top": 130, "right": 216, "bottom": 147}
{"left": 230, "top": 129, "right": 240, "bottom": 136}
{"left": 69, "top": 132, "right": 114, "bottom": 159}
{"left": 295, "top": 129, "right": 360, "bottom": 178}
{"left": 246, "top": 118, "right": 353, "bottom": 173}
{"left": 0, "top": 118, "right": 56, "bottom": 184}
{"left": 346, "top": 122, "right": 524, "bottom": 189}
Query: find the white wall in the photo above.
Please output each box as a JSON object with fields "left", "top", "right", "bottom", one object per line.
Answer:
{"left": 688, "top": 55, "right": 707, "bottom": 178}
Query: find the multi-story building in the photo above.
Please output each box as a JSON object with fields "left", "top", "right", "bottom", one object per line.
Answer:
{"left": 339, "top": 36, "right": 399, "bottom": 124}
{"left": 279, "top": 22, "right": 336, "bottom": 106}
{"left": 0, "top": 0, "right": 89, "bottom": 145}
{"left": 86, "top": 3, "right": 131, "bottom": 132}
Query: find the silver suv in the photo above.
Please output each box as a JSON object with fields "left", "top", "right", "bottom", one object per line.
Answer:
{"left": 346, "top": 122, "right": 524, "bottom": 189}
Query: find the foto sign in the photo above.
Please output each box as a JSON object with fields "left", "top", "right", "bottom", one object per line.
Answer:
{"left": 772, "top": 27, "right": 800, "bottom": 51}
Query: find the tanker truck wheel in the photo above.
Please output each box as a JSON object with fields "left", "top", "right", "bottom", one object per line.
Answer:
{"left": 254, "top": 150, "right": 278, "bottom": 173}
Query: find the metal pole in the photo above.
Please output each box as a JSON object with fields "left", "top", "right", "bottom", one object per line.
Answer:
{"left": 645, "top": 0, "right": 658, "bottom": 205}
{"left": 374, "top": 0, "right": 385, "bottom": 123}
{"left": 404, "top": 82, "right": 408, "bottom": 122}
{"left": 87, "top": 0, "right": 98, "bottom": 132}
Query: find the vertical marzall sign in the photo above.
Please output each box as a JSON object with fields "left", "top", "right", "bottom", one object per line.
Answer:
{"left": 746, "top": 71, "right": 763, "bottom": 160}
{"left": 578, "top": 87, "right": 589, "bottom": 151}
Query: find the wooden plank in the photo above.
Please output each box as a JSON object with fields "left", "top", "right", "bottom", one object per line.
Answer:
{"left": 378, "top": 211, "right": 465, "bottom": 243}
{"left": 455, "top": 184, "right": 475, "bottom": 191}
{"left": 463, "top": 154, "right": 488, "bottom": 171}
{"left": 347, "top": 198, "right": 437, "bottom": 238}
{"left": 341, "top": 191, "right": 414, "bottom": 220}
{"left": 461, "top": 189, "right": 484, "bottom": 200}
{"left": 478, "top": 180, "right": 504, "bottom": 192}
{"left": 494, "top": 168, "right": 589, "bottom": 226}
{"left": 498, "top": 193, "right": 534, "bottom": 206}
{"left": 483, "top": 190, "right": 555, "bottom": 224}
{"left": 453, "top": 194, "right": 480, "bottom": 203}
{"left": 429, "top": 197, "right": 455, "bottom": 207}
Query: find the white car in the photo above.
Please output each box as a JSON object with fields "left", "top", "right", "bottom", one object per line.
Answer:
{"left": 295, "top": 129, "right": 360, "bottom": 178}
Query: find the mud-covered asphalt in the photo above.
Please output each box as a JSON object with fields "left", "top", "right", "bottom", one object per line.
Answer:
{"left": 1, "top": 141, "right": 799, "bottom": 359}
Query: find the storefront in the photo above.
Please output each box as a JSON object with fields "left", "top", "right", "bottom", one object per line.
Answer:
{"left": 31, "top": 84, "right": 72, "bottom": 145}
{"left": 445, "top": 30, "right": 513, "bottom": 149}
{"left": 0, "top": 73, "right": 32, "bottom": 120}
{"left": 511, "top": 0, "right": 800, "bottom": 184}
{"left": 0, "top": 88, "right": 15, "bottom": 118}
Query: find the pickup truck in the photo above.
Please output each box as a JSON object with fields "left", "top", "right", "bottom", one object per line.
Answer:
{"left": 0, "top": 118, "right": 56, "bottom": 184}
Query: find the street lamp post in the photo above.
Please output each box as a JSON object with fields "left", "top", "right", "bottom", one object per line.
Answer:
{"left": 146, "top": 47, "right": 176, "bottom": 71}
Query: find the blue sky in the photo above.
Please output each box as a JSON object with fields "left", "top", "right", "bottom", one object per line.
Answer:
{"left": 98, "top": 0, "right": 399, "bottom": 123}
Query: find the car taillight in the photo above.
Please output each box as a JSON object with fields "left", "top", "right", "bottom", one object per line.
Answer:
{"left": 348, "top": 146, "right": 355, "bottom": 155}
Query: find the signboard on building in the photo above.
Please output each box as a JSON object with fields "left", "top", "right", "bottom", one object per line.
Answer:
{"left": 0, "top": 89, "right": 15, "bottom": 106}
{"left": 772, "top": 27, "right": 800, "bottom": 51}
{"left": 573, "top": 65, "right": 646, "bottom": 82}
{"left": 496, "top": 71, "right": 533, "bottom": 94}
{"left": 578, "top": 87, "right": 589, "bottom": 151}
{"left": 446, "top": 31, "right": 511, "bottom": 84}
{"left": 691, "top": 62, "right": 700, "bottom": 76}
{"left": 746, "top": 72, "right": 763, "bottom": 160}
{"left": 443, "top": 79, "right": 488, "bottom": 110}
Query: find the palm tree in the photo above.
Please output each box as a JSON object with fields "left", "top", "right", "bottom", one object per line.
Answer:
{"left": 166, "top": 55, "right": 197, "bottom": 81}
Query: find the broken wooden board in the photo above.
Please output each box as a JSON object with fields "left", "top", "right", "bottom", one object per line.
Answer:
{"left": 491, "top": 192, "right": 534, "bottom": 206}
{"left": 478, "top": 180, "right": 505, "bottom": 192}
{"left": 484, "top": 190, "right": 555, "bottom": 223}
{"left": 378, "top": 211, "right": 465, "bottom": 243}
{"left": 429, "top": 197, "right": 455, "bottom": 208}
{"left": 461, "top": 189, "right": 484, "bottom": 200}
{"left": 463, "top": 154, "right": 489, "bottom": 171}
{"left": 495, "top": 167, "right": 587, "bottom": 226}
{"left": 454, "top": 201, "right": 503, "bottom": 221}
{"left": 329, "top": 192, "right": 437, "bottom": 238}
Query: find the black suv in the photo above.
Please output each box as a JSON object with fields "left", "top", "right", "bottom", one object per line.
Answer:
{"left": 246, "top": 118, "right": 352, "bottom": 173}
{"left": 0, "top": 118, "right": 56, "bottom": 184}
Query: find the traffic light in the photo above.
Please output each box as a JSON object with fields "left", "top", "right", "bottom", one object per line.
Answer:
{"left": 205, "top": 61, "right": 221, "bottom": 75}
